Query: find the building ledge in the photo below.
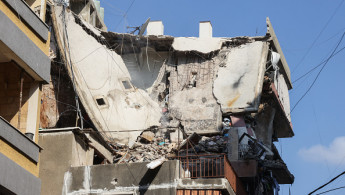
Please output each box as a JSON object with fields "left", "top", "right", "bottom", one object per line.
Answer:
{"left": 266, "top": 17, "right": 292, "bottom": 89}
{"left": 0, "top": 10, "right": 51, "bottom": 83}
{"left": 178, "top": 178, "right": 235, "bottom": 195}
{"left": 2, "top": 0, "right": 49, "bottom": 41}
{"left": 0, "top": 152, "right": 41, "bottom": 195}
{"left": 0, "top": 116, "right": 41, "bottom": 163}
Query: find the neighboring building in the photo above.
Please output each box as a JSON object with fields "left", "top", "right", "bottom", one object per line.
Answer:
{"left": 37, "top": 2, "right": 294, "bottom": 195}
{"left": 0, "top": 0, "right": 50, "bottom": 194}
{"left": 69, "top": 0, "right": 107, "bottom": 31}
{"left": 38, "top": 128, "right": 114, "bottom": 195}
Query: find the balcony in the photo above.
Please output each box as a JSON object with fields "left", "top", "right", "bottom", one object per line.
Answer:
{"left": 0, "top": 116, "right": 41, "bottom": 164}
{"left": 174, "top": 154, "right": 247, "bottom": 195}
{"left": 0, "top": 116, "right": 41, "bottom": 195}
{"left": 0, "top": 0, "right": 50, "bottom": 83}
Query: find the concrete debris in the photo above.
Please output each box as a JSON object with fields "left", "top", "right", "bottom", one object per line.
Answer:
{"left": 180, "top": 135, "right": 228, "bottom": 154}
{"left": 141, "top": 131, "right": 155, "bottom": 142}
{"left": 128, "top": 140, "right": 139, "bottom": 149}
{"left": 112, "top": 130, "right": 178, "bottom": 163}
{"left": 178, "top": 132, "right": 201, "bottom": 150}
{"left": 169, "top": 129, "right": 183, "bottom": 143}
{"left": 146, "top": 157, "right": 167, "bottom": 169}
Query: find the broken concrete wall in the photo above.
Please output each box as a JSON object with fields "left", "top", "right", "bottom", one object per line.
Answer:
{"left": 214, "top": 41, "right": 269, "bottom": 114}
{"left": 86, "top": 133, "right": 113, "bottom": 163}
{"left": 167, "top": 51, "right": 223, "bottom": 134}
{"left": 172, "top": 37, "right": 223, "bottom": 54}
{"left": 62, "top": 160, "right": 180, "bottom": 195}
{"left": 275, "top": 73, "right": 291, "bottom": 121}
{"left": 53, "top": 5, "right": 162, "bottom": 144}
{"left": 121, "top": 48, "right": 169, "bottom": 91}
{"left": 169, "top": 83, "right": 222, "bottom": 134}
{"left": 40, "top": 61, "right": 77, "bottom": 128}
{"left": 51, "top": 4, "right": 289, "bottom": 153}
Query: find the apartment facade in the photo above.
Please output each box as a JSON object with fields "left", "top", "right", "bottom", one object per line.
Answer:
{"left": 0, "top": 0, "right": 50, "bottom": 194}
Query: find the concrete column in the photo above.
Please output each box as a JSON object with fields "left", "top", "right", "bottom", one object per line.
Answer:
{"left": 26, "top": 82, "right": 40, "bottom": 141}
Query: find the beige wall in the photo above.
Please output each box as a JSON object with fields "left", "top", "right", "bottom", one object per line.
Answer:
{"left": 39, "top": 131, "right": 95, "bottom": 195}
{"left": 0, "top": 62, "right": 33, "bottom": 134}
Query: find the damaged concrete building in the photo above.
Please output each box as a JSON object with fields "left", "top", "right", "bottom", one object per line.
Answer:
{"left": 36, "top": 1, "right": 294, "bottom": 195}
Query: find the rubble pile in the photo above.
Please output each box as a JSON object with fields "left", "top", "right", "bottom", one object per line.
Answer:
{"left": 111, "top": 127, "right": 232, "bottom": 163}
{"left": 178, "top": 135, "right": 228, "bottom": 155}
{"left": 112, "top": 129, "right": 178, "bottom": 163}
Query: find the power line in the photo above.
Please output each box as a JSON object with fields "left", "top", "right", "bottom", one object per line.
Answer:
{"left": 101, "top": 1, "right": 125, "bottom": 15}
{"left": 316, "top": 186, "right": 345, "bottom": 195}
{"left": 59, "top": 1, "right": 84, "bottom": 129}
{"left": 114, "top": 0, "right": 136, "bottom": 31}
{"left": 292, "top": 45, "right": 345, "bottom": 84}
{"left": 308, "top": 171, "right": 345, "bottom": 195}
{"left": 285, "top": 27, "right": 345, "bottom": 53}
{"left": 291, "top": 0, "right": 345, "bottom": 74}
{"left": 291, "top": 31, "right": 345, "bottom": 113}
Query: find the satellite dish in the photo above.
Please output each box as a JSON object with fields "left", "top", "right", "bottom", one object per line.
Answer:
{"left": 138, "top": 17, "right": 150, "bottom": 36}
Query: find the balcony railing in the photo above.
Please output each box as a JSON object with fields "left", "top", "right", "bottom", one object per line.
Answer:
{"left": 173, "top": 154, "right": 247, "bottom": 195}
{"left": 176, "top": 154, "right": 225, "bottom": 178}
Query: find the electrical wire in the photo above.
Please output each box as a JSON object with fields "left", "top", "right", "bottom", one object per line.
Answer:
{"left": 114, "top": 0, "right": 136, "bottom": 31}
{"left": 316, "top": 186, "right": 345, "bottom": 195}
{"left": 290, "top": 31, "right": 345, "bottom": 113}
{"left": 292, "top": 45, "right": 345, "bottom": 84}
{"left": 309, "top": 171, "right": 345, "bottom": 195}
{"left": 60, "top": 3, "right": 84, "bottom": 129}
{"left": 291, "top": 0, "right": 345, "bottom": 74}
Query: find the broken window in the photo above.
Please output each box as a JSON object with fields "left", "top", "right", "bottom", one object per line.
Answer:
{"left": 96, "top": 98, "right": 106, "bottom": 106}
{"left": 94, "top": 96, "right": 108, "bottom": 108}
{"left": 119, "top": 78, "right": 134, "bottom": 91}
{"left": 122, "top": 80, "right": 132, "bottom": 89}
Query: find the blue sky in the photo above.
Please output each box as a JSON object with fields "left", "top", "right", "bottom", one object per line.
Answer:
{"left": 102, "top": 1, "right": 345, "bottom": 194}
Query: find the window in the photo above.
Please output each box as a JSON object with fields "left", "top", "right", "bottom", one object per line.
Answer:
{"left": 119, "top": 78, "right": 134, "bottom": 91}
{"left": 94, "top": 96, "right": 108, "bottom": 108}
{"left": 96, "top": 98, "right": 106, "bottom": 106}
{"left": 122, "top": 80, "right": 132, "bottom": 90}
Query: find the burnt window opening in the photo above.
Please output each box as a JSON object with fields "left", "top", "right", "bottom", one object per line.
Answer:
{"left": 122, "top": 80, "right": 132, "bottom": 89}
{"left": 96, "top": 98, "right": 106, "bottom": 106}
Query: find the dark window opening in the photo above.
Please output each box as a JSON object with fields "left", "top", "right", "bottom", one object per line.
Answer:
{"left": 93, "top": 151, "right": 106, "bottom": 165}
{"left": 122, "top": 80, "right": 132, "bottom": 89}
{"left": 96, "top": 98, "right": 106, "bottom": 106}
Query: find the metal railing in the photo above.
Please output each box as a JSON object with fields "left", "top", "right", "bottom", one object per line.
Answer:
{"left": 173, "top": 154, "right": 247, "bottom": 195}
{"left": 175, "top": 154, "right": 225, "bottom": 178}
